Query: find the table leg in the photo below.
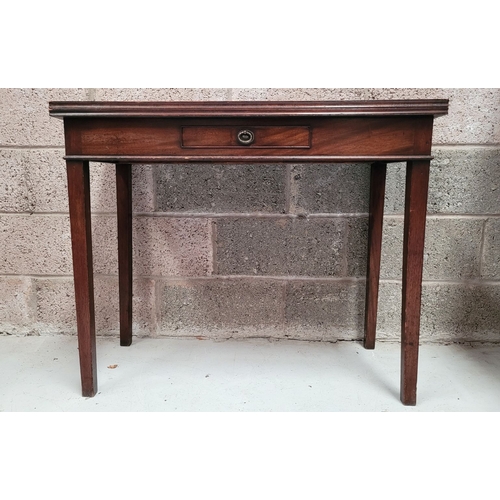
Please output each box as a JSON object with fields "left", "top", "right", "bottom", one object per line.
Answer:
{"left": 116, "top": 164, "right": 133, "bottom": 347}
{"left": 364, "top": 162, "right": 387, "bottom": 350}
{"left": 401, "top": 160, "right": 430, "bottom": 406}
{"left": 67, "top": 160, "right": 97, "bottom": 397}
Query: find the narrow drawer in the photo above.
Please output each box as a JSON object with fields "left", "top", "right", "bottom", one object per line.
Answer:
{"left": 181, "top": 126, "right": 311, "bottom": 148}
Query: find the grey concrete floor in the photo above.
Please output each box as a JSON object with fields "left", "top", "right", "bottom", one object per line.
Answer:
{"left": 1, "top": 335, "right": 500, "bottom": 411}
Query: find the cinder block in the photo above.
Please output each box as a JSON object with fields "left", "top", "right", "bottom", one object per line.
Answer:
{"left": 380, "top": 217, "right": 484, "bottom": 280}
{"left": 126, "top": 278, "right": 156, "bottom": 336}
{"left": 91, "top": 216, "right": 118, "bottom": 274}
{"left": 91, "top": 162, "right": 148, "bottom": 214}
{"left": 384, "top": 162, "right": 406, "bottom": 215}
{"left": 376, "top": 282, "right": 402, "bottom": 341}
{"left": 215, "top": 218, "right": 345, "bottom": 276}
{"left": 89, "top": 163, "right": 116, "bottom": 213}
{"left": 368, "top": 88, "right": 449, "bottom": 101}
{"left": 0, "top": 277, "right": 34, "bottom": 334}
{"left": 34, "top": 277, "right": 156, "bottom": 337}
{"left": 481, "top": 218, "right": 500, "bottom": 279}
{"left": 0, "top": 149, "right": 153, "bottom": 216}
{"left": 3, "top": 213, "right": 211, "bottom": 278}
{"left": 0, "top": 149, "right": 31, "bottom": 212}
{"left": 344, "top": 148, "right": 500, "bottom": 216}
{"left": 0, "top": 148, "right": 74, "bottom": 213}
{"left": 0, "top": 215, "right": 72, "bottom": 275}
{"left": 427, "top": 148, "right": 500, "bottom": 214}
{"left": 421, "top": 283, "right": 500, "bottom": 343}
{"left": 372, "top": 148, "right": 500, "bottom": 216}
{"left": 423, "top": 218, "right": 483, "bottom": 279}
{"left": 25, "top": 149, "right": 69, "bottom": 212}
{"left": 369, "top": 88, "right": 500, "bottom": 144}
{"left": 346, "top": 217, "right": 368, "bottom": 277}
{"left": 95, "top": 88, "right": 230, "bottom": 101}
{"left": 89, "top": 163, "right": 155, "bottom": 213}
{"left": 380, "top": 218, "right": 403, "bottom": 280}
{"left": 92, "top": 216, "right": 213, "bottom": 277}
{"left": 439, "top": 88, "right": 500, "bottom": 145}
{"left": 133, "top": 217, "right": 213, "bottom": 277}
{"left": 132, "top": 165, "right": 155, "bottom": 213}
{"left": 1, "top": 149, "right": 152, "bottom": 215}
{"left": 159, "top": 278, "right": 283, "bottom": 336}
{"left": 0, "top": 149, "right": 116, "bottom": 214}
{"left": 290, "top": 163, "right": 370, "bottom": 214}
{"left": 34, "top": 278, "right": 76, "bottom": 334}
{"left": 229, "top": 88, "right": 372, "bottom": 100}
{"left": 155, "top": 164, "right": 286, "bottom": 213}
{"left": 0, "top": 88, "right": 88, "bottom": 146}
{"left": 372, "top": 281, "right": 500, "bottom": 343}
{"left": 284, "top": 280, "right": 365, "bottom": 340}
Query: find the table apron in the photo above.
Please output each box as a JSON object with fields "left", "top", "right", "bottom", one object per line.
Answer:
{"left": 63, "top": 116, "right": 434, "bottom": 161}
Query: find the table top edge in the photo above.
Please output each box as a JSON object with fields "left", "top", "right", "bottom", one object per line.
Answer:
{"left": 49, "top": 99, "right": 449, "bottom": 118}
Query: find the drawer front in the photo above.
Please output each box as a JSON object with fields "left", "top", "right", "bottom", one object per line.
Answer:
{"left": 181, "top": 126, "right": 311, "bottom": 149}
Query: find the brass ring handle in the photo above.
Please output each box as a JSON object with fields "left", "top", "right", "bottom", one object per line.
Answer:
{"left": 237, "top": 129, "right": 255, "bottom": 145}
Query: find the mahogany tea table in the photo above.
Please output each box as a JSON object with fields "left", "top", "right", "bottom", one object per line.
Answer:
{"left": 49, "top": 100, "right": 449, "bottom": 405}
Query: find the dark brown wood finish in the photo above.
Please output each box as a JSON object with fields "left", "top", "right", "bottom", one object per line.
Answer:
{"left": 400, "top": 160, "right": 431, "bottom": 406}
{"left": 59, "top": 116, "right": 434, "bottom": 162}
{"left": 66, "top": 160, "right": 97, "bottom": 397}
{"left": 50, "top": 100, "right": 448, "bottom": 405}
{"left": 364, "top": 162, "right": 387, "bottom": 350}
{"left": 182, "top": 125, "right": 311, "bottom": 148}
{"left": 49, "top": 100, "right": 449, "bottom": 118}
{"left": 116, "top": 164, "right": 133, "bottom": 347}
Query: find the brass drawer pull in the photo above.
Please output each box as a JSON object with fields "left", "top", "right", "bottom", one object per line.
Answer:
{"left": 237, "top": 129, "right": 255, "bottom": 145}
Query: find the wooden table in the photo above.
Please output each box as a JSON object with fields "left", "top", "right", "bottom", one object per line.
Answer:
{"left": 49, "top": 100, "right": 448, "bottom": 405}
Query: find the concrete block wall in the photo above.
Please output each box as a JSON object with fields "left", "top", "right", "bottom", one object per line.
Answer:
{"left": 1, "top": 88, "right": 499, "bottom": 343}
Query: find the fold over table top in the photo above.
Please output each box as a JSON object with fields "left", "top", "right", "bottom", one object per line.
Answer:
{"left": 50, "top": 100, "right": 449, "bottom": 164}
{"left": 49, "top": 99, "right": 449, "bottom": 118}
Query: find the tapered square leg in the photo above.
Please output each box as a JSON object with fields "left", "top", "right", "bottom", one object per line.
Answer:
{"left": 401, "top": 160, "right": 430, "bottom": 406}
{"left": 364, "top": 162, "right": 387, "bottom": 349}
{"left": 67, "top": 160, "right": 97, "bottom": 397}
{"left": 116, "top": 163, "right": 133, "bottom": 347}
